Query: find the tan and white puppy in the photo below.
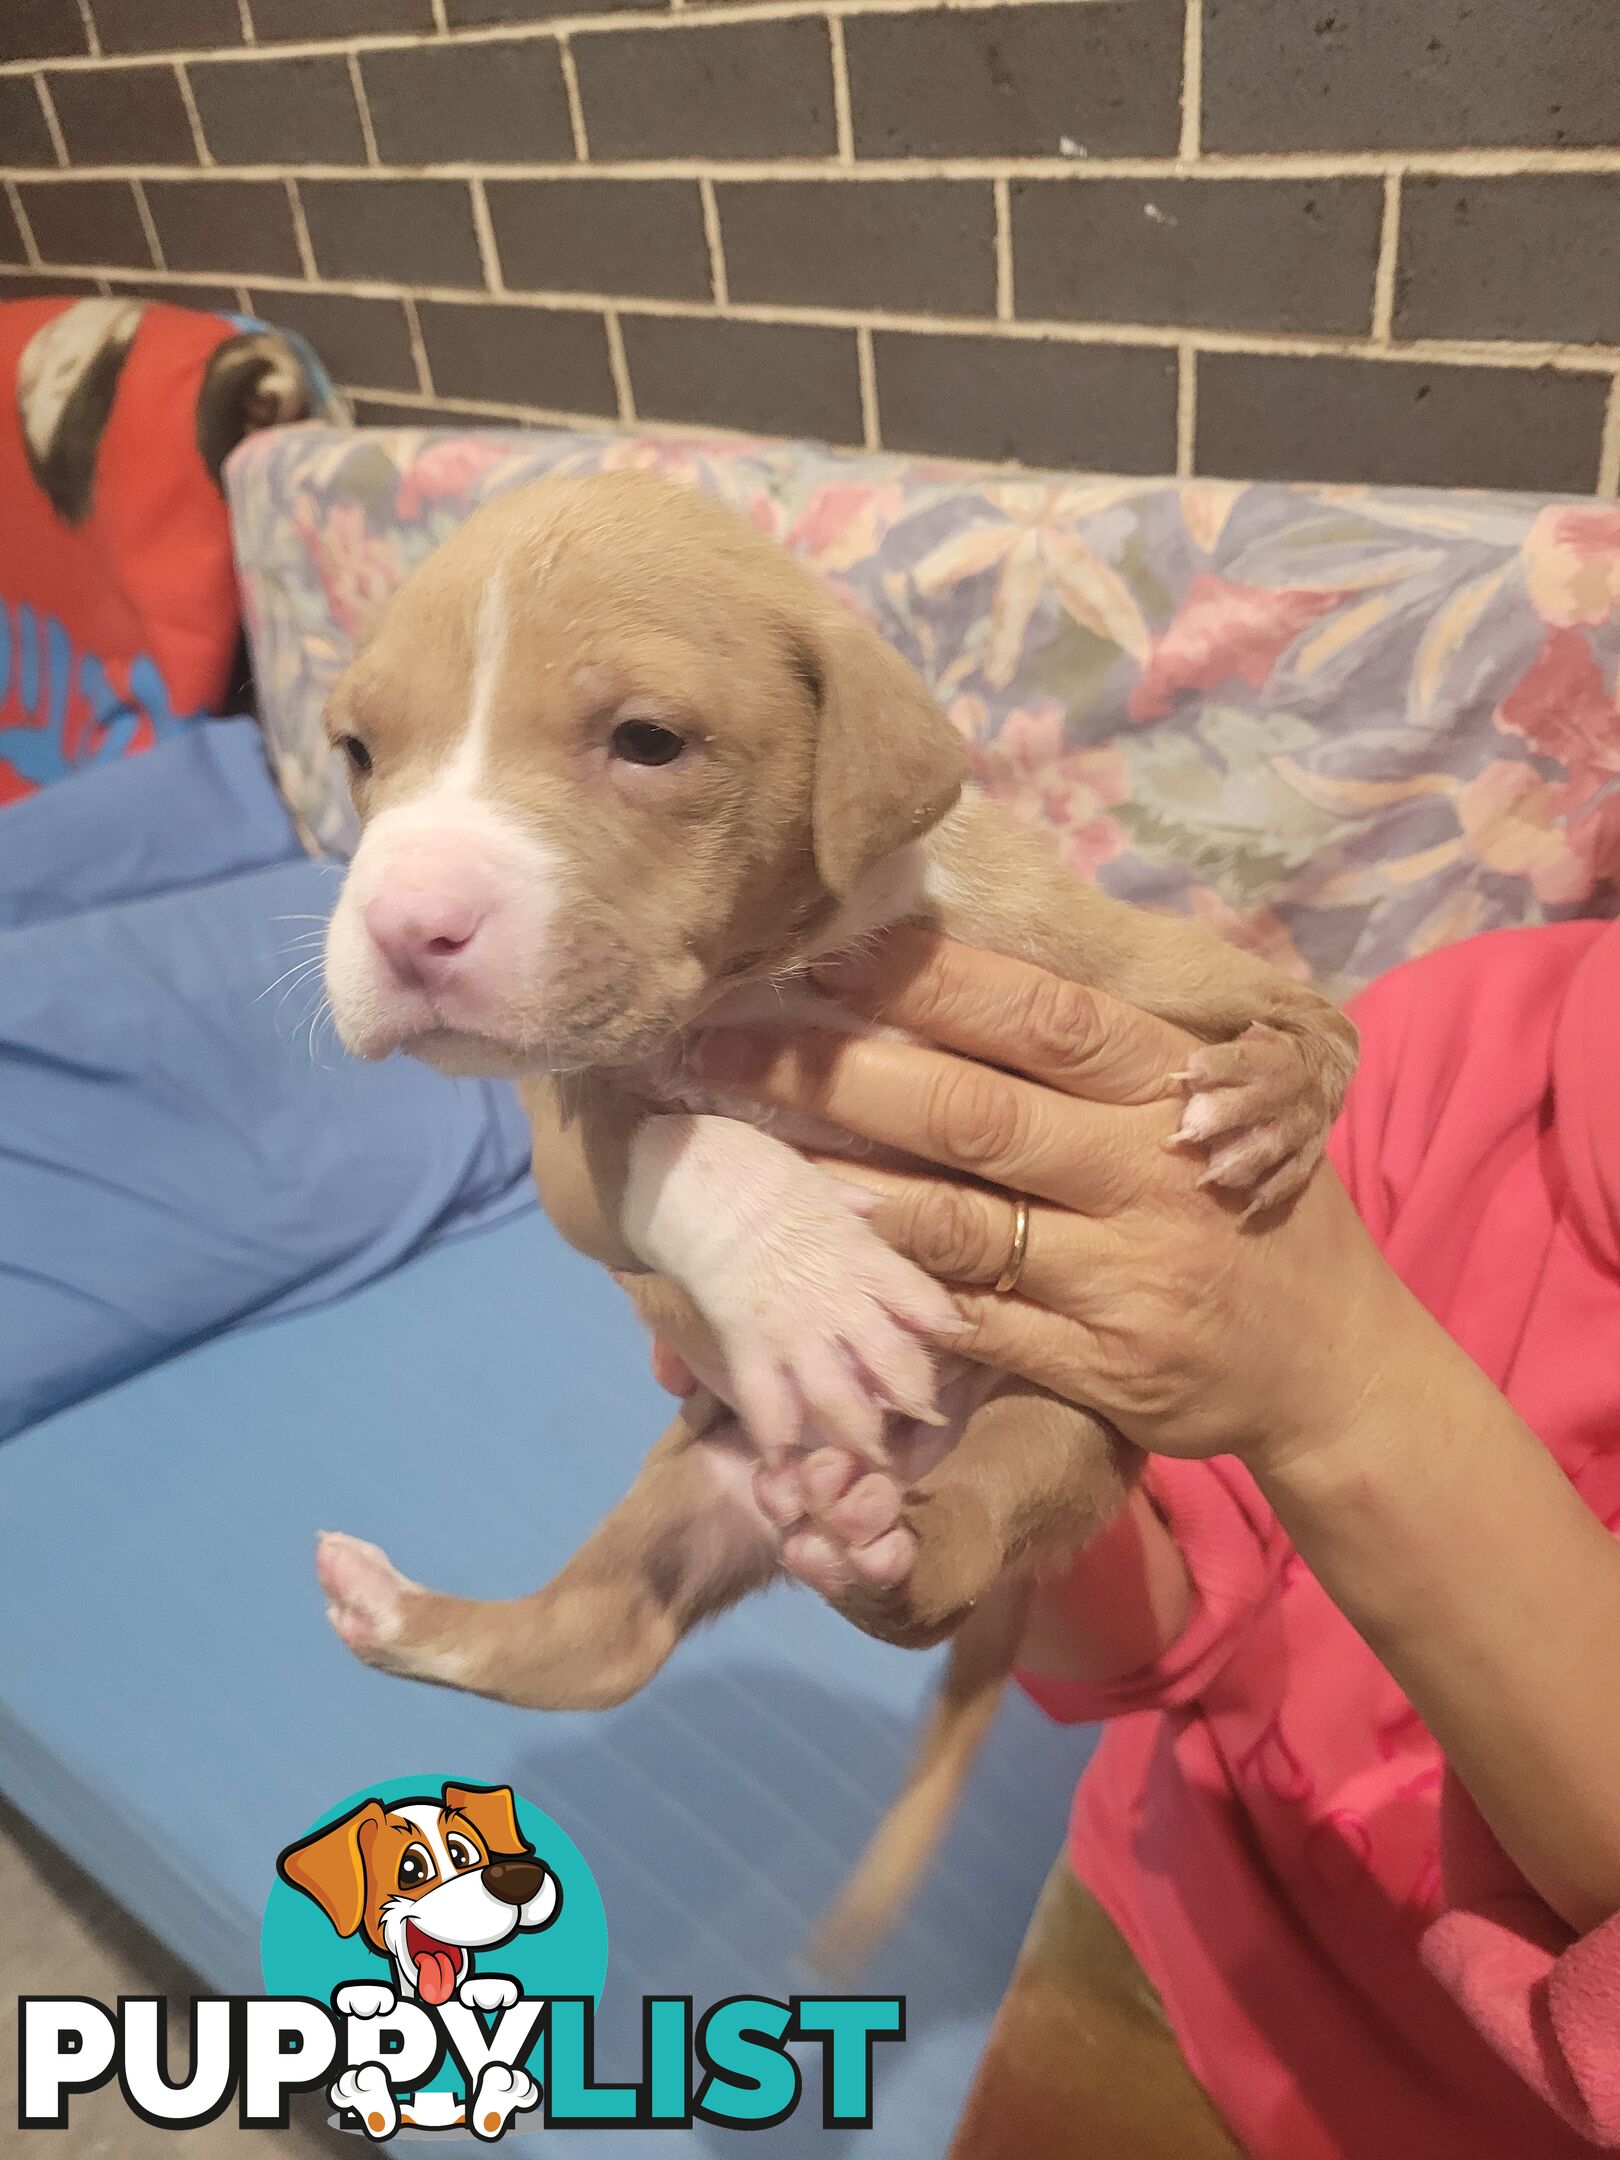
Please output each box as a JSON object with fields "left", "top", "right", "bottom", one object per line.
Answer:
{"left": 313, "top": 470, "right": 1357, "bottom": 1960}
{"left": 279, "top": 1781, "right": 556, "bottom": 2138}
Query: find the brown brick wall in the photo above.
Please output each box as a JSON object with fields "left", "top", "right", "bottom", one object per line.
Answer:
{"left": 3, "top": 0, "right": 1619, "bottom": 492}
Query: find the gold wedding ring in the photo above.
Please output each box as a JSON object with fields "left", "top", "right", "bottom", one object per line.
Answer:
{"left": 993, "top": 1196, "right": 1031, "bottom": 1295}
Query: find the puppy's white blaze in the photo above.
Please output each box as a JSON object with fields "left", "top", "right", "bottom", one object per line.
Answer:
{"left": 444, "top": 570, "right": 509, "bottom": 798}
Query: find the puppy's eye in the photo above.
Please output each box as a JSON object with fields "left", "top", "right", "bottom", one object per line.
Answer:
{"left": 397, "top": 1844, "right": 435, "bottom": 1890}
{"left": 446, "top": 1837, "right": 478, "bottom": 1872}
{"left": 337, "top": 734, "right": 372, "bottom": 777}
{"left": 610, "top": 719, "right": 685, "bottom": 768}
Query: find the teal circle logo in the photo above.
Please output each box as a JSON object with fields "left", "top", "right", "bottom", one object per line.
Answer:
{"left": 262, "top": 1776, "right": 607, "bottom": 2132}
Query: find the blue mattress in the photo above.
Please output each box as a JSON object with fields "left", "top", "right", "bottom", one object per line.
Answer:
{"left": 0, "top": 1200, "right": 1094, "bottom": 2154}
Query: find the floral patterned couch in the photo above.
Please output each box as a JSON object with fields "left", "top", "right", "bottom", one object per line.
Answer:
{"left": 229, "top": 427, "right": 1620, "bottom": 1004}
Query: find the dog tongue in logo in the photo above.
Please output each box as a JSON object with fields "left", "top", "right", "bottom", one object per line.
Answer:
{"left": 407, "top": 1922, "right": 461, "bottom": 2006}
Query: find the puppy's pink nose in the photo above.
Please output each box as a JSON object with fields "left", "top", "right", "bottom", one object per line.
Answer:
{"left": 364, "top": 891, "right": 486, "bottom": 986}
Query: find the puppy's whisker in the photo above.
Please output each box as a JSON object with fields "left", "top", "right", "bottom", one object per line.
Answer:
{"left": 305, "top": 996, "right": 336, "bottom": 1066}
{"left": 258, "top": 954, "right": 325, "bottom": 1003}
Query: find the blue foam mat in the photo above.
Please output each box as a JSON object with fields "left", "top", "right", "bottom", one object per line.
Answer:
{"left": 0, "top": 1207, "right": 1093, "bottom": 2152}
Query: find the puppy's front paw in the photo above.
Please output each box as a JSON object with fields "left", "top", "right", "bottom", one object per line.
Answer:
{"left": 333, "top": 1982, "right": 397, "bottom": 2021}
{"left": 458, "top": 1975, "right": 521, "bottom": 2013}
{"left": 470, "top": 2063, "right": 540, "bottom": 2141}
{"left": 316, "top": 1531, "right": 417, "bottom": 1663}
{"left": 1170, "top": 1021, "right": 1346, "bottom": 1216}
{"left": 329, "top": 2065, "right": 398, "bottom": 2141}
{"left": 717, "top": 1179, "right": 961, "bottom": 1462}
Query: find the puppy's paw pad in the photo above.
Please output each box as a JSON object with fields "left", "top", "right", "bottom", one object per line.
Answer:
{"left": 316, "top": 1532, "right": 416, "bottom": 1652}
{"left": 333, "top": 1982, "right": 396, "bottom": 2020}
{"left": 458, "top": 1975, "right": 520, "bottom": 2013}
{"left": 844, "top": 1523, "right": 915, "bottom": 1590}
{"left": 779, "top": 1454, "right": 914, "bottom": 1596}
{"left": 330, "top": 2066, "right": 398, "bottom": 2141}
{"left": 813, "top": 1462, "right": 907, "bottom": 1551}
{"left": 471, "top": 2064, "right": 540, "bottom": 2140}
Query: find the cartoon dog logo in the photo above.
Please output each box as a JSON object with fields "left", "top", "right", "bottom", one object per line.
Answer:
{"left": 277, "top": 1781, "right": 561, "bottom": 2137}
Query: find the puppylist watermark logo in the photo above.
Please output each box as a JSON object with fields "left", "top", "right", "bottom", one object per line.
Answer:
{"left": 17, "top": 1774, "right": 905, "bottom": 2139}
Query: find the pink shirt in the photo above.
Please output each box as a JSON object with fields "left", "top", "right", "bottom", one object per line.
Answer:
{"left": 1021, "top": 922, "right": 1620, "bottom": 2158}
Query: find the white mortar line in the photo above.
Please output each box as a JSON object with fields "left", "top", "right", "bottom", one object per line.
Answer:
{"left": 235, "top": 281, "right": 253, "bottom": 310}
{"left": 828, "top": 15, "right": 854, "bottom": 165}
{"left": 285, "top": 177, "right": 317, "bottom": 278}
{"left": 20, "top": 256, "right": 1620, "bottom": 378}
{"left": 34, "top": 75, "right": 68, "bottom": 166}
{"left": 346, "top": 382, "right": 693, "bottom": 431}
{"left": 1179, "top": 0, "right": 1202, "bottom": 162}
{"left": 699, "top": 175, "right": 729, "bottom": 304}
{"left": 856, "top": 320, "right": 879, "bottom": 448}
{"left": 557, "top": 36, "right": 590, "bottom": 162}
{"left": 75, "top": 0, "right": 101, "bottom": 58}
{"left": 469, "top": 174, "right": 503, "bottom": 290}
{"left": 1176, "top": 341, "right": 1195, "bottom": 476}
{"left": 6, "top": 180, "right": 41, "bottom": 265}
{"left": 403, "top": 292, "right": 435, "bottom": 394}
{"left": 604, "top": 305, "right": 636, "bottom": 420}
{"left": 174, "top": 62, "right": 213, "bottom": 166}
{"left": 994, "top": 175, "right": 1012, "bottom": 320}
{"left": 1599, "top": 375, "right": 1620, "bottom": 498}
{"left": 131, "top": 177, "right": 165, "bottom": 268}
{"left": 27, "top": 148, "right": 1620, "bottom": 184}
{"left": 348, "top": 50, "right": 381, "bottom": 166}
{"left": 337, "top": 382, "right": 624, "bottom": 428}
{"left": 237, "top": 0, "right": 257, "bottom": 40}
{"left": 429, "top": 0, "right": 449, "bottom": 28}
{"left": 1371, "top": 170, "right": 1401, "bottom": 341}
{"left": 2, "top": 0, "right": 1143, "bottom": 74}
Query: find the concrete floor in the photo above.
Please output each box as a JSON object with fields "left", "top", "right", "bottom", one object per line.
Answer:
{"left": 1, "top": 1794, "right": 349, "bottom": 2155}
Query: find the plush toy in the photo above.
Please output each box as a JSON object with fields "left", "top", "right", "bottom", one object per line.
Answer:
{"left": 0, "top": 295, "right": 338, "bottom": 805}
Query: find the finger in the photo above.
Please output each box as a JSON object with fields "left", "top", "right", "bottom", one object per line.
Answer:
{"left": 697, "top": 1028, "right": 1153, "bottom": 1215}
{"left": 811, "top": 1157, "right": 1096, "bottom": 1302}
{"left": 813, "top": 928, "right": 1193, "bottom": 1107}
{"left": 945, "top": 1288, "right": 1117, "bottom": 1416}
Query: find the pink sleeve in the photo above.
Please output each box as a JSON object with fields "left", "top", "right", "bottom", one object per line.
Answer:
{"left": 1422, "top": 1777, "right": 1620, "bottom": 2144}
{"left": 1017, "top": 1454, "right": 1290, "bottom": 1723}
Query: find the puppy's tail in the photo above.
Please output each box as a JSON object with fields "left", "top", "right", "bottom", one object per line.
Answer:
{"left": 809, "top": 1569, "right": 1031, "bottom": 1977}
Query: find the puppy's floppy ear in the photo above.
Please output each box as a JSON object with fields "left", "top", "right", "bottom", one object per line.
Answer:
{"left": 443, "top": 1783, "right": 532, "bottom": 1861}
{"left": 800, "top": 608, "right": 970, "bottom": 899}
{"left": 277, "top": 1800, "right": 386, "bottom": 1938}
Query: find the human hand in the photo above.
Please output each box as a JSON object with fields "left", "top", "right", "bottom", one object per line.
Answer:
{"left": 682, "top": 928, "right": 1414, "bottom": 1476}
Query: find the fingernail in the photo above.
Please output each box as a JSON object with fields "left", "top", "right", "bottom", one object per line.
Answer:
{"left": 693, "top": 1028, "right": 772, "bottom": 1083}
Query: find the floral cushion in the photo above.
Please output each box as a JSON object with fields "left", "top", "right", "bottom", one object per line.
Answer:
{"left": 227, "top": 428, "right": 1620, "bottom": 1002}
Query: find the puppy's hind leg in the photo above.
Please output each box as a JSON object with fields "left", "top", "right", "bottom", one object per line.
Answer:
{"left": 316, "top": 1396, "right": 779, "bottom": 1711}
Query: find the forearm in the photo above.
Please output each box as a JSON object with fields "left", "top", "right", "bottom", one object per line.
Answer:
{"left": 1018, "top": 1488, "right": 1192, "bottom": 1689}
{"left": 1256, "top": 1294, "right": 1620, "bottom": 1936}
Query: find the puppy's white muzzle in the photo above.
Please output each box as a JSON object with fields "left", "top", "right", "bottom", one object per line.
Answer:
{"left": 325, "top": 798, "right": 568, "bottom": 1065}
